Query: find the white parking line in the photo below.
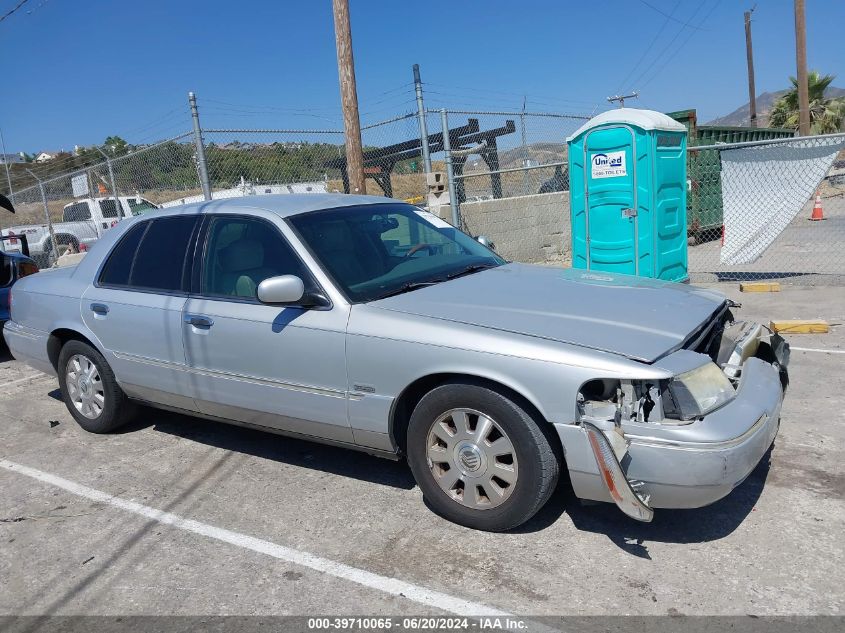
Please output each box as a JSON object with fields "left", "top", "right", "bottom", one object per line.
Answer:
{"left": 790, "top": 347, "right": 845, "bottom": 354}
{"left": 0, "top": 458, "right": 511, "bottom": 617}
{"left": 0, "top": 373, "right": 50, "bottom": 388}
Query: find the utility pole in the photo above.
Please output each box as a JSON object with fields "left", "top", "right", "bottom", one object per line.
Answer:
{"left": 744, "top": 6, "right": 757, "bottom": 127}
{"left": 188, "top": 92, "right": 212, "bottom": 201}
{"left": 794, "top": 0, "right": 811, "bottom": 136}
{"left": 413, "top": 64, "right": 432, "bottom": 175}
{"left": 333, "top": 0, "right": 366, "bottom": 194}
{"left": 607, "top": 92, "right": 639, "bottom": 108}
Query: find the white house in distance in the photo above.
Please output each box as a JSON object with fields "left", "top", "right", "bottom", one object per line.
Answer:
{"left": 35, "top": 150, "right": 66, "bottom": 163}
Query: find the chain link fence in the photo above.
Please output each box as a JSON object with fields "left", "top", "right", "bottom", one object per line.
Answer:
{"left": 452, "top": 128, "right": 845, "bottom": 282}
{"left": 686, "top": 134, "right": 845, "bottom": 283}
{"left": 2, "top": 103, "right": 843, "bottom": 283}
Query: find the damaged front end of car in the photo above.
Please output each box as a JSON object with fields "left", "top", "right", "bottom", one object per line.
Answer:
{"left": 571, "top": 304, "right": 790, "bottom": 522}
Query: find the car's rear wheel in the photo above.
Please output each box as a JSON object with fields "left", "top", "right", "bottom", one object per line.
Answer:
{"left": 58, "top": 340, "right": 134, "bottom": 433}
{"left": 406, "top": 382, "right": 559, "bottom": 531}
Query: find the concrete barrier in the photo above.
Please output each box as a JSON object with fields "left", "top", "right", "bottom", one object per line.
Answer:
{"left": 459, "top": 191, "right": 570, "bottom": 265}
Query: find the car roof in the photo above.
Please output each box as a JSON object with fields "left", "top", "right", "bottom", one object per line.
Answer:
{"left": 155, "top": 193, "right": 401, "bottom": 220}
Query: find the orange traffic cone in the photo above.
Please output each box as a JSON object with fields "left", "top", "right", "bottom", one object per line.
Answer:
{"left": 809, "top": 191, "right": 825, "bottom": 221}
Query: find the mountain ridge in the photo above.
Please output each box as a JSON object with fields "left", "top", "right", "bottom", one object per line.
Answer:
{"left": 706, "top": 87, "right": 845, "bottom": 127}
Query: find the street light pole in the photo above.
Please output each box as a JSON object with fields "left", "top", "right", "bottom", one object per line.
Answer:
{"left": 95, "top": 146, "right": 122, "bottom": 218}
{"left": 413, "top": 64, "right": 432, "bottom": 175}
{"left": 26, "top": 168, "right": 59, "bottom": 260}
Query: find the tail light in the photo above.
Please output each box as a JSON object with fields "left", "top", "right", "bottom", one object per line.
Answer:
{"left": 18, "top": 262, "right": 39, "bottom": 278}
{"left": 79, "top": 243, "right": 88, "bottom": 252}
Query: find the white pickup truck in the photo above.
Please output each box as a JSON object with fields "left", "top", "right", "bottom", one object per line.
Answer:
{"left": 1, "top": 196, "right": 158, "bottom": 266}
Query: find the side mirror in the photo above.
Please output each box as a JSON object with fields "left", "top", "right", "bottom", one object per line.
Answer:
{"left": 476, "top": 235, "right": 495, "bottom": 251}
{"left": 257, "top": 275, "right": 305, "bottom": 305}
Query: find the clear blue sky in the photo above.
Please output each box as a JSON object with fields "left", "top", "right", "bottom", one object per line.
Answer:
{"left": 1, "top": 0, "right": 843, "bottom": 152}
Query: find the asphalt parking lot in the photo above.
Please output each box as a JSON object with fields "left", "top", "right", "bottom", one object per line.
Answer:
{"left": 1, "top": 283, "right": 843, "bottom": 617}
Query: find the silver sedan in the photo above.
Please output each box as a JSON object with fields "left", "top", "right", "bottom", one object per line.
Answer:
{"left": 4, "top": 195, "right": 788, "bottom": 531}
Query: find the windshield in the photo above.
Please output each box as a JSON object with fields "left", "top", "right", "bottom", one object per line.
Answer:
{"left": 289, "top": 203, "right": 505, "bottom": 303}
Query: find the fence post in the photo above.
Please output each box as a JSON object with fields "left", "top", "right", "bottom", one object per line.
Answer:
{"left": 521, "top": 97, "right": 529, "bottom": 195}
{"left": 413, "top": 64, "right": 432, "bottom": 174}
{"left": 26, "top": 169, "right": 58, "bottom": 260}
{"left": 188, "top": 91, "right": 212, "bottom": 201}
{"left": 95, "top": 146, "right": 121, "bottom": 218}
{"left": 0, "top": 127, "right": 14, "bottom": 203}
{"left": 440, "top": 109, "right": 460, "bottom": 228}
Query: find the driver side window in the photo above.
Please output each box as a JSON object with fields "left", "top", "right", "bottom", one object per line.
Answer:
{"left": 201, "top": 216, "right": 310, "bottom": 300}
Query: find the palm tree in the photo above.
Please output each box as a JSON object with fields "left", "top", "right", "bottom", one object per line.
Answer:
{"left": 769, "top": 70, "right": 845, "bottom": 134}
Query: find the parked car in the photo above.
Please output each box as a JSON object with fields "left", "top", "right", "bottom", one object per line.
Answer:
{"left": 3, "top": 194, "right": 789, "bottom": 530}
{"left": 1, "top": 195, "right": 158, "bottom": 267}
{"left": 0, "top": 196, "right": 39, "bottom": 327}
{"left": 0, "top": 247, "right": 38, "bottom": 327}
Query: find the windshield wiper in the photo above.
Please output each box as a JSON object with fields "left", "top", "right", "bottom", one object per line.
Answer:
{"left": 371, "top": 280, "right": 441, "bottom": 301}
{"left": 446, "top": 262, "right": 498, "bottom": 280}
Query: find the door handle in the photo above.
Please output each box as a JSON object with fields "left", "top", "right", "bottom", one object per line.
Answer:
{"left": 90, "top": 303, "right": 109, "bottom": 315}
{"left": 184, "top": 314, "right": 214, "bottom": 328}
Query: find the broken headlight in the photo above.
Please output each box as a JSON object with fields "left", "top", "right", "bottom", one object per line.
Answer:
{"left": 662, "top": 362, "right": 735, "bottom": 420}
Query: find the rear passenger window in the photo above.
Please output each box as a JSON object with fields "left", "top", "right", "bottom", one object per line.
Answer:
{"left": 130, "top": 216, "right": 198, "bottom": 292}
{"left": 98, "top": 216, "right": 197, "bottom": 292}
{"left": 99, "top": 222, "right": 148, "bottom": 287}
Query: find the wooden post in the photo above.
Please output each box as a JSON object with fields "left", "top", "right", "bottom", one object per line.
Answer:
{"left": 744, "top": 9, "right": 757, "bottom": 127}
{"left": 794, "top": 0, "right": 810, "bottom": 136}
{"left": 332, "top": 0, "right": 366, "bottom": 194}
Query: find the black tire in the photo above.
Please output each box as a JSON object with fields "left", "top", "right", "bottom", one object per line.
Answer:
{"left": 406, "top": 382, "right": 559, "bottom": 531}
{"left": 57, "top": 340, "right": 135, "bottom": 433}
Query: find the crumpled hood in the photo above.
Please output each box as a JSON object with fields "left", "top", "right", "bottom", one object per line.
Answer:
{"left": 372, "top": 264, "right": 726, "bottom": 363}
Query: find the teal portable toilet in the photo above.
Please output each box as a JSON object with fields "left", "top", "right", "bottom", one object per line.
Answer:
{"left": 567, "top": 108, "right": 688, "bottom": 282}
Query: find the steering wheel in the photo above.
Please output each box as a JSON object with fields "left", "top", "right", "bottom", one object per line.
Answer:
{"left": 405, "top": 243, "right": 434, "bottom": 257}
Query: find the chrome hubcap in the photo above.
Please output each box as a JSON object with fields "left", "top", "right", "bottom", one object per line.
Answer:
{"left": 65, "top": 354, "right": 105, "bottom": 419}
{"left": 426, "top": 408, "right": 518, "bottom": 510}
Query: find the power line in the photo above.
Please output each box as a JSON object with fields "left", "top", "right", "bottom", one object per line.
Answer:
{"left": 617, "top": 0, "right": 681, "bottom": 94}
{"left": 638, "top": 0, "right": 723, "bottom": 91}
{"left": 636, "top": 0, "right": 709, "bottom": 30}
{"left": 0, "top": 0, "right": 33, "bottom": 23}
{"left": 628, "top": 0, "right": 710, "bottom": 90}
{"left": 426, "top": 82, "right": 601, "bottom": 107}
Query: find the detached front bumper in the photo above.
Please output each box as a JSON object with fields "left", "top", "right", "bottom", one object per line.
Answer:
{"left": 557, "top": 353, "right": 786, "bottom": 519}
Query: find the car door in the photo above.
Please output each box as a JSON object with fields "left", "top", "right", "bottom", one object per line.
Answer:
{"left": 181, "top": 213, "right": 352, "bottom": 443}
{"left": 583, "top": 125, "right": 638, "bottom": 275}
{"left": 81, "top": 214, "right": 201, "bottom": 411}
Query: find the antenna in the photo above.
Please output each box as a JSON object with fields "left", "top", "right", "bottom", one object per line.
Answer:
{"left": 607, "top": 92, "right": 639, "bottom": 108}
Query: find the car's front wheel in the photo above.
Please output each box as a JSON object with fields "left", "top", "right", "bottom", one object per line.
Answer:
{"left": 406, "top": 382, "right": 560, "bottom": 531}
{"left": 58, "top": 340, "right": 135, "bottom": 433}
